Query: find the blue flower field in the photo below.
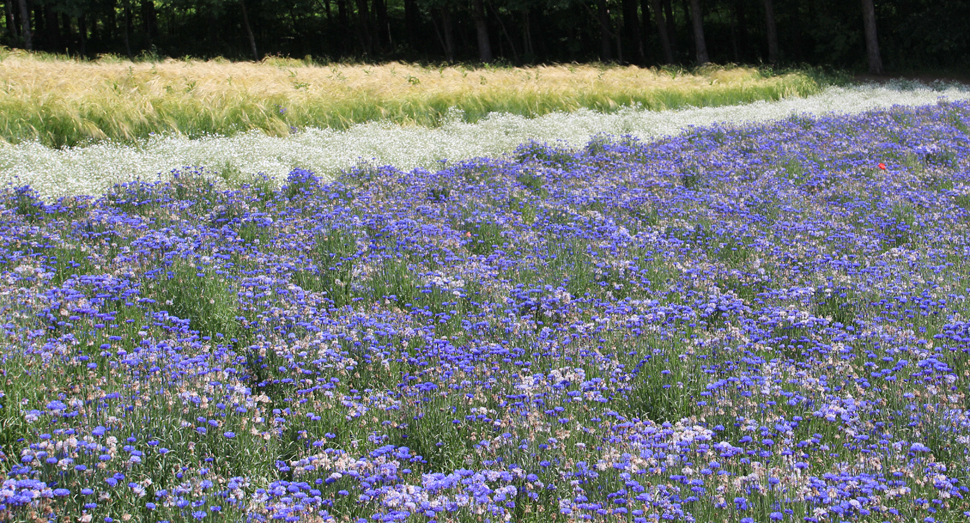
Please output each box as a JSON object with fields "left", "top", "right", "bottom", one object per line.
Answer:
{"left": 2, "top": 101, "right": 970, "bottom": 522}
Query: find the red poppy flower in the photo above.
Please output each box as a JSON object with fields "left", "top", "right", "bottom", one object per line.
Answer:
{"left": 878, "top": 163, "right": 887, "bottom": 170}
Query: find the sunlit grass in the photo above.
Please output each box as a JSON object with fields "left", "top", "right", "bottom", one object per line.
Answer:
{"left": 0, "top": 48, "right": 837, "bottom": 147}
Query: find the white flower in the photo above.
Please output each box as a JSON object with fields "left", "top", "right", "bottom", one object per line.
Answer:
{"left": 6, "top": 83, "right": 970, "bottom": 198}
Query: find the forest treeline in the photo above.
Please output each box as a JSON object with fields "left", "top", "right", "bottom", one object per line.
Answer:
{"left": 2, "top": 0, "right": 968, "bottom": 72}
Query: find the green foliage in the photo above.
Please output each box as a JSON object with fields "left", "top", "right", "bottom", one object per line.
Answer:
{"left": 717, "top": 274, "right": 768, "bottom": 305}
{"left": 11, "top": 186, "right": 44, "bottom": 222}
{"left": 425, "top": 185, "right": 451, "bottom": 202}
{"left": 292, "top": 228, "right": 357, "bottom": 307}
{"left": 461, "top": 218, "right": 506, "bottom": 256}
{"left": 953, "top": 194, "right": 970, "bottom": 211}
{"left": 584, "top": 134, "right": 614, "bottom": 156}
{"left": 515, "top": 170, "right": 547, "bottom": 196}
{"left": 148, "top": 259, "right": 241, "bottom": 339}
{"left": 782, "top": 157, "right": 808, "bottom": 185}
{"left": 0, "top": 389, "right": 29, "bottom": 477}
{"left": 103, "top": 180, "right": 162, "bottom": 216}
{"left": 392, "top": 403, "right": 476, "bottom": 472}
{"left": 506, "top": 196, "right": 537, "bottom": 225}
{"left": 615, "top": 204, "right": 660, "bottom": 236}
{"left": 45, "top": 245, "right": 97, "bottom": 285}
{"left": 923, "top": 148, "right": 957, "bottom": 168}
{"left": 881, "top": 204, "right": 917, "bottom": 250}
{"left": 619, "top": 343, "right": 704, "bottom": 423}
{"left": 237, "top": 220, "right": 274, "bottom": 247}
{"left": 813, "top": 286, "right": 859, "bottom": 326}
{"left": 712, "top": 235, "right": 753, "bottom": 268}
{"left": 681, "top": 169, "right": 702, "bottom": 190}
{"left": 369, "top": 256, "right": 418, "bottom": 306}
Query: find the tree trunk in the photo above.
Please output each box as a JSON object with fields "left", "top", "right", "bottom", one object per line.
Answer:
{"left": 597, "top": 0, "right": 611, "bottom": 61}
{"left": 122, "top": 0, "right": 132, "bottom": 59}
{"left": 649, "top": 0, "right": 673, "bottom": 63}
{"left": 430, "top": 9, "right": 445, "bottom": 57}
{"left": 106, "top": 7, "right": 117, "bottom": 44}
{"left": 34, "top": 4, "right": 44, "bottom": 42}
{"left": 688, "top": 0, "right": 708, "bottom": 64}
{"left": 287, "top": 6, "right": 300, "bottom": 39}
{"left": 141, "top": 0, "right": 156, "bottom": 48}
{"left": 471, "top": 0, "right": 492, "bottom": 63}
{"left": 662, "top": 0, "right": 677, "bottom": 58}
{"left": 5, "top": 0, "right": 18, "bottom": 40}
{"left": 404, "top": 0, "right": 417, "bottom": 48}
{"left": 374, "top": 0, "right": 389, "bottom": 49}
{"left": 521, "top": 9, "right": 534, "bottom": 59}
{"left": 440, "top": 7, "right": 454, "bottom": 62}
{"left": 622, "top": 0, "right": 643, "bottom": 64}
{"left": 17, "top": 0, "right": 30, "bottom": 49}
{"left": 88, "top": 11, "right": 101, "bottom": 42}
{"left": 240, "top": 0, "right": 259, "bottom": 60}
{"left": 354, "top": 0, "right": 371, "bottom": 54}
{"left": 733, "top": 0, "right": 747, "bottom": 61}
{"left": 615, "top": 29, "right": 623, "bottom": 63}
{"left": 763, "top": 0, "right": 778, "bottom": 64}
{"left": 490, "top": 2, "right": 519, "bottom": 62}
{"left": 78, "top": 14, "right": 86, "bottom": 58}
{"left": 60, "top": 12, "right": 69, "bottom": 50}
{"left": 336, "top": 0, "right": 348, "bottom": 54}
{"left": 860, "top": 0, "right": 883, "bottom": 74}
{"left": 206, "top": 13, "right": 218, "bottom": 53}
{"left": 639, "top": 0, "right": 652, "bottom": 61}
{"left": 789, "top": 1, "right": 804, "bottom": 61}
{"left": 44, "top": 4, "right": 59, "bottom": 52}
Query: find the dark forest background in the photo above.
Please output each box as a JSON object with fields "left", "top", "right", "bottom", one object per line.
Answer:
{"left": 2, "top": 0, "right": 968, "bottom": 73}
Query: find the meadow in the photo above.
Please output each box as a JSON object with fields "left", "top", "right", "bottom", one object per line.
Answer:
{"left": 0, "top": 49, "right": 838, "bottom": 150}
{"left": 3, "top": 78, "right": 970, "bottom": 200}
{"left": 2, "top": 84, "right": 970, "bottom": 523}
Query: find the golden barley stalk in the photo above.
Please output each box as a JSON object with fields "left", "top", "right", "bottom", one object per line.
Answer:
{"left": 0, "top": 48, "right": 825, "bottom": 147}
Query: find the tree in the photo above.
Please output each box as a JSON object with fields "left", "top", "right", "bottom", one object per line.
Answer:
{"left": 0, "top": 0, "right": 966, "bottom": 73}
{"left": 763, "top": 0, "right": 778, "bottom": 63}
{"left": 354, "top": 0, "right": 372, "bottom": 53}
{"left": 403, "top": 0, "right": 418, "bottom": 46}
{"left": 374, "top": 0, "right": 390, "bottom": 49}
{"left": 17, "top": 0, "right": 31, "bottom": 49}
{"left": 487, "top": 0, "right": 521, "bottom": 62}
{"left": 688, "top": 0, "right": 707, "bottom": 64}
{"left": 142, "top": 0, "right": 157, "bottom": 48}
{"left": 336, "top": 0, "right": 349, "bottom": 54}
{"left": 596, "top": 0, "right": 611, "bottom": 61}
{"left": 662, "top": 0, "right": 677, "bottom": 58}
{"left": 122, "top": 0, "right": 133, "bottom": 59}
{"left": 648, "top": 0, "right": 673, "bottom": 63}
{"left": 471, "top": 0, "right": 492, "bottom": 62}
{"left": 521, "top": 6, "right": 534, "bottom": 60}
{"left": 43, "top": 3, "right": 59, "bottom": 52}
{"left": 429, "top": 2, "right": 456, "bottom": 62}
{"left": 240, "top": 0, "right": 258, "bottom": 60}
{"left": 860, "top": 0, "right": 882, "bottom": 74}
{"left": 622, "top": 0, "right": 643, "bottom": 63}
{"left": 4, "top": 0, "right": 18, "bottom": 42}
{"left": 78, "top": 12, "right": 87, "bottom": 57}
